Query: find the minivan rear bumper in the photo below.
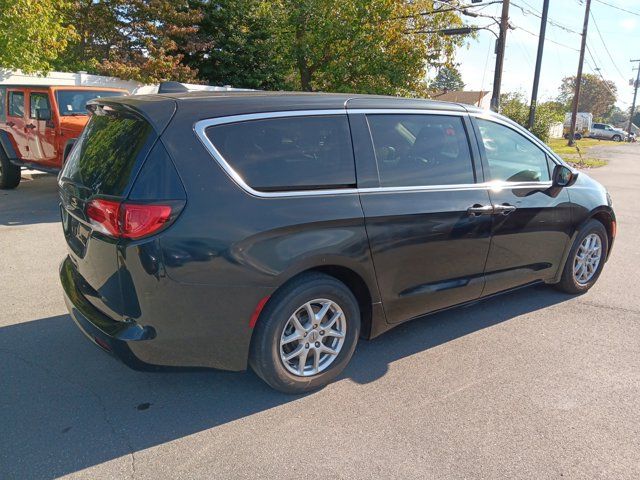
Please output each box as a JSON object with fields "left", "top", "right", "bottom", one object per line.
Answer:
{"left": 60, "top": 256, "right": 157, "bottom": 369}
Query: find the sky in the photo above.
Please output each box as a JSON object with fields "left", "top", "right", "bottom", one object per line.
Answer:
{"left": 452, "top": 0, "right": 640, "bottom": 108}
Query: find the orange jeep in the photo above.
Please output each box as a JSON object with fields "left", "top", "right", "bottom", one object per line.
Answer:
{"left": 0, "top": 85, "right": 128, "bottom": 189}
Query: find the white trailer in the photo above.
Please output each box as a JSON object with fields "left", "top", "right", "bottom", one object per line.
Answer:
{"left": 563, "top": 112, "right": 593, "bottom": 139}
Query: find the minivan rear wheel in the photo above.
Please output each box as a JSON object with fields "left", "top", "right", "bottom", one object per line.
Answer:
{"left": 555, "top": 219, "right": 608, "bottom": 294}
{"left": 249, "top": 273, "right": 360, "bottom": 394}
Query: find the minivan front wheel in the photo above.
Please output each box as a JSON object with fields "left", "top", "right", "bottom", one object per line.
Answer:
{"left": 250, "top": 273, "right": 360, "bottom": 394}
{"left": 556, "top": 219, "right": 608, "bottom": 294}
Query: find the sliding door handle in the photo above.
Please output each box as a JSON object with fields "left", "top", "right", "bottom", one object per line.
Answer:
{"left": 494, "top": 204, "right": 517, "bottom": 215}
{"left": 467, "top": 204, "right": 494, "bottom": 217}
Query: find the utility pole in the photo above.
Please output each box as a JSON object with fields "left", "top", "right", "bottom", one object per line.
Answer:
{"left": 568, "top": 0, "right": 592, "bottom": 147}
{"left": 490, "top": 0, "right": 510, "bottom": 112}
{"left": 527, "top": 0, "right": 550, "bottom": 130}
{"left": 627, "top": 60, "right": 640, "bottom": 139}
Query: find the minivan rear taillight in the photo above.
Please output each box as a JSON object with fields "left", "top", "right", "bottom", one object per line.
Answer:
{"left": 87, "top": 199, "right": 179, "bottom": 239}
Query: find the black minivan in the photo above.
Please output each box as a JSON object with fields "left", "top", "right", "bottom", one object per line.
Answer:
{"left": 59, "top": 92, "right": 615, "bottom": 393}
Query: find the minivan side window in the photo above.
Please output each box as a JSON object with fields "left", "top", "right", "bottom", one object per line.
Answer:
{"left": 366, "top": 114, "right": 475, "bottom": 187}
{"left": 8, "top": 91, "right": 24, "bottom": 117}
{"left": 206, "top": 115, "right": 355, "bottom": 191}
{"left": 476, "top": 118, "right": 551, "bottom": 183}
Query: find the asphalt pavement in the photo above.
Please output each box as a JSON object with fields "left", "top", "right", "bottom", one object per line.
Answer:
{"left": 1, "top": 144, "right": 639, "bottom": 479}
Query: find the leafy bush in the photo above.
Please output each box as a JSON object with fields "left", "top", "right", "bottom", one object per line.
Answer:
{"left": 499, "top": 93, "right": 564, "bottom": 143}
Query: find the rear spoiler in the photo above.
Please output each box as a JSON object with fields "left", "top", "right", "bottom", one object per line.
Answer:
{"left": 157, "top": 81, "right": 255, "bottom": 94}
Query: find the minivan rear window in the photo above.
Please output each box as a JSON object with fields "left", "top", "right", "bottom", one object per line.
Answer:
{"left": 61, "top": 107, "right": 155, "bottom": 196}
{"left": 205, "top": 115, "right": 356, "bottom": 191}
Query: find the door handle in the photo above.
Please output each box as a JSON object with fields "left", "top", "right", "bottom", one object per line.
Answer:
{"left": 25, "top": 124, "right": 36, "bottom": 130}
{"left": 467, "top": 204, "right": 494, "bottom": 217}
{"left": 6, "top": 121, "right": 15, "bottom": 127}
{"left": 494, "top": 204, "right": 517, "bottom": 215}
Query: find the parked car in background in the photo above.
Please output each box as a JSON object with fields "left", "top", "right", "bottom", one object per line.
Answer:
{"left": 0, "top": 85, "right": 128, "bottom": 189}
{"left": 590, "top": 123, "right": 627, "bottom": 142}
{"left": 563, "top": 111, "right": 592, "bottom": 140}
{"left": 59, "top": 91, "right": 616, "bottom": 393}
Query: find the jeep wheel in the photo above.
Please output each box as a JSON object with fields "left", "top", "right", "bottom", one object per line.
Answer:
{"left": 0, "top": 150, "right": 21, "bottom": 189}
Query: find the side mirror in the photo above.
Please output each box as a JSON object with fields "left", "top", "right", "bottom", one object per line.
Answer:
{"left": 553, "top": 164, "right": 578, "bottom": 187}
{"left": 36, "top": 108, "right": 52, "bottom": 121}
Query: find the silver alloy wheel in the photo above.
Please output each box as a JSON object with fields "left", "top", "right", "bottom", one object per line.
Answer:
{"left": 279, "top": 298, "right": 346, "bottom": 377}
{"left": 573, "top": 233, "right": 602, "bottom": 285}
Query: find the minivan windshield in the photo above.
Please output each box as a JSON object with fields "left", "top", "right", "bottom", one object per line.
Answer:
{"left": 55, "top": 90, "right": 125, "bottom": 116}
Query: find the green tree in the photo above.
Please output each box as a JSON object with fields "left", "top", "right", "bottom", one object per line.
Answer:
{"left": 601, "top": 106, "right": 629, "bottom": 125}
{"left": 500, "top": 92, "right": 564, "bottom": 143}
{"left": 55, "top": 0, "right": 207, "bottom": 83}
{"left": 190, "top": 0, "right": 468, "bottom": 94}
{"left": 558, "top": 74, "right": 617, "bottom": 118}
{"left": 183, "top": 0, "right": 287, "bottom": 89}
{"left": 282, "top": 0, "right": 467, "bottom": 94}
{"left": 0, "top": 0, "right": 75, "bottom": 73}
{"left": 429, "top": 65, "right": 465, "bottom": 92}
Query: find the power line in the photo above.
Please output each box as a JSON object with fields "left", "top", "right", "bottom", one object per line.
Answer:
{"left": 515, "top": 24, "right": 580, "bottom": 51}
{"left": 395, "top": 0, "right": 501, "bottom": 21}
{"left": 588, "top": 10, "right": 628, "bottom": 83}
{"left": 594, "top": 0, "right": 640, "bottom": 17}
{"left": 585, "top": 43, "right": 619, "bottom": 98}
{"left": 511, "top": 2, "right": 582, "bottom": 35}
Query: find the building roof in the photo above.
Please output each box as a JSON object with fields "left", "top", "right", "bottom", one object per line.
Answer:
{"left": 431, "top": 90, "right": 489, "bottom": 107}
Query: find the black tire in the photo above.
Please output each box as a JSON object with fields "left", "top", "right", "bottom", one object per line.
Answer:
{"left": 249, "top": 272, "right": 360, "bottom": 394}
{"left": 63, "top": 139, "right": 77, "bottom": 163}
{"left": 0, "top": 149, "right": 21, "bottom": 189}
{"left": 612, "top": 134, "right": 622, "bottom": 142}
{"left": 574, "top": 133, "right": 582, "bottom": 140}
{"left": 555, "top": 219, "right": 608, "bottom": 294}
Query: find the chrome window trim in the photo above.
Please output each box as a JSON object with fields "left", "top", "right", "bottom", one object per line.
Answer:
{"left": 194, "top": 109, "right": 554, "bottom": 199}
{"left": 350, "top": 108, "right": 466, "bottom": 117}
{"left": 194, "top": 110, "right": 353, "bottom": 198}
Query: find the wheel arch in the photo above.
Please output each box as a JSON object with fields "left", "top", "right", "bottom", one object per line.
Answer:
{"left": 590, "top": 207, "right": 615, "bottom": 260}
{"left": 253, "top": 263, "right": 379, "bottom": 341}
{"left": 552, "top": 205, "right": 615, "bottom": 284}
{"left": 0, "top": 130, "right": 19, "bottom": 160}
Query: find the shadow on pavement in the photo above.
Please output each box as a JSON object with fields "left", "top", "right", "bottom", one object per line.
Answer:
{"left": 0, "top": 284, "right": 572, "bottom": 478}
{"left": 0, "top": 174, "right": 60, "bottom": 226}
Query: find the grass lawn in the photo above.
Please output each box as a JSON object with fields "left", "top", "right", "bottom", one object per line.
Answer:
{"left": 546, "top": 137, "right": 613, "bottom": 168}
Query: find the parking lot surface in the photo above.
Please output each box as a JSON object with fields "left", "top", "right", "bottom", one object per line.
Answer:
{"left": 1, "top": 145, "right": 639, "bottom": 479}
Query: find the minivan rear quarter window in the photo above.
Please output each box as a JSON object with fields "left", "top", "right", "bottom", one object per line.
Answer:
{"left": 61, "top": 107, "right": 155, "bottom": 196}
{"left": 205, "top": 115, "right": 355, "bottom": 192}
{"left": 366, "top": 114, "right": 475, "bottom": 187}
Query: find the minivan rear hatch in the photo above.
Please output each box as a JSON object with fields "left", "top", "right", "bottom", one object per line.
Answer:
{"left": 58, "top": 102, "right": 165, "bottom": 320}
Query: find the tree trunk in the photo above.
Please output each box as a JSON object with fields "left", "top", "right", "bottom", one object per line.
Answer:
{"left": 298, "top": 60, "right": 312, "bottom": 91}
{"left": 294, "top": 11, "right": 312, "bottom": 91}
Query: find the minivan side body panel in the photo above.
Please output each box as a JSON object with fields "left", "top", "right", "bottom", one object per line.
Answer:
{"left": 349, "top": 110, "right": 494, "bottom": 324}
{"left": 468, "top": 114, "right": 573, "bottom": 295}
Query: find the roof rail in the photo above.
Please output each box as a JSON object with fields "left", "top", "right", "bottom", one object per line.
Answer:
{"left": 157, "top": 81, "right": 254, "bottom": 94}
